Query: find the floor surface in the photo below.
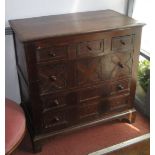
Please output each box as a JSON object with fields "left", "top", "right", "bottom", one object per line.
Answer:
{"left": 13, "top": 112, "right": 149, "bottom": 155}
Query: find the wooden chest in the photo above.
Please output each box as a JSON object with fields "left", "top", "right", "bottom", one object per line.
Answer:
{"left": 9, "top": 10, "right": 144, "bottom": 152}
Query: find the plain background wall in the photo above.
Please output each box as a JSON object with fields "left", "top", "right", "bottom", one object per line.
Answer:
{"left": 5, "top": 0, "right": 128, "bottom": 103}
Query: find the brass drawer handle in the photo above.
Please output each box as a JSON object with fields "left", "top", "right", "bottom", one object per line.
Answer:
{"left": 87, "top": 46, "right": 92, "bottom": 51}
{"left": 120, "top": 40, "right": 126, "bottom": 45}
{"left": 53, "top": 116, "right": 60, "bottom": 122}
{"left": 118, "top": 62, "right": 124, "bottom": 68}
{"left": 48, "top": 52, "right": 56, "bottom": 57}
{"left": 37, "top": 46, "right": 41, "bottom": 50}
{"left": 54, "top": 84, "right": 62, "bottom": 89}
{"left": 53, "top": 99, "right": 59, "bottom": 106}
{"left": 49, "top": 75, "right": 57, "bottom": 81}
{"left": 117, "top": 84, "right": 124, "bottom": 90}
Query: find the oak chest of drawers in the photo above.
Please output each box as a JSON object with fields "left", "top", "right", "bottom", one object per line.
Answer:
{"left": 10, "top": 10, "right": 144, "bottom": 152}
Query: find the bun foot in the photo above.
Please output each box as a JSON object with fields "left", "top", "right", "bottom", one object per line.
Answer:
{"left": 119, "top": 109, "right": 136, "bottom": 124}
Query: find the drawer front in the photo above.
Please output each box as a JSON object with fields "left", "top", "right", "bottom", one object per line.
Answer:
{"left": 102, "top": 52, "right": 133, "bottom": 80}
{"left": 41, "top": 95, "right": 66, "bottom": 112}
{"left": 112, "top": 35, "right": 134, "bottom": 52}
{"left": 37, "top": 63, "right": 67, "bottom": 94}
{"left": 78, "top": 102, "right": 99, "bottom": 119}
{"left": 72, "top": 98, "right": 102, "bottom": 122}
{"left": 42, "top": 108, "right": 76, "bottom": 132}
{"left": 110, "top": 79, "right": 130, "bottom": 95}
{"left": 76, "top": 57, "right": 103, "bottom": 86}
{"left": 100, "top": 94, "right": 131, "bottom": 113}
{"left": 108, "top": 94, "right": 131, "bottom": 111}
{"left": 77, "top": 40, "right": 104, "bottom": 57}
{"left": 78, "top": 84, "right": 110, "bottom": 102}
{"left": 42, "top": 110, "right": 68, "bottom": 131}
{"left": 40, "top": 92, "right": 77, "bottom": 111}
{"left": 36, "top": 45, "right": 68, "bottom": 62}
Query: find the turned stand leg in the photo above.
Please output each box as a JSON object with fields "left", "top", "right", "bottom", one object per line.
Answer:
{"left": 32, "top": 140, "right": 42, "bottom": 153}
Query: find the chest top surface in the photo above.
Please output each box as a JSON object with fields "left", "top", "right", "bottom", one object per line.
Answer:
{"left": 9, "top": 10, "right": 144, "bottom": 42}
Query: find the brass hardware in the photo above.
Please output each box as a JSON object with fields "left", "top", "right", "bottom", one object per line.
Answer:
{"left": 48, "top": 52, "right": 56, "bottom": 57}
{"left": 54, "top": 85, "right": 62, "bottom": 89}
{"left": 37, "top": 46, "right": 41, "bottom": 50}
{"left": 53, "top": 99, "right": 59, "bottom": 106}
{"left": 118, "top": 62, "right": 124, "bottom": 68}
{"left": 117, "top": 84, "right": 124, "bottom": 90}
{"left": 54, "top": 116, "right": 60, "bottom": 122}
{"left": 120, "top": 40, "right": 125, "bottom": 45}
{"left": 49, "top": 75, "right": 57, "bottom": 81}
{"left": 87, "top": 46, "right": 92, "bottom": 51}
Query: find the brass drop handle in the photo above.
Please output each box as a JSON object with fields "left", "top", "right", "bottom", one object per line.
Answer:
{"left": 120, "top": 40, "right": 125, "bottom": 45}
{"left": 51, "top": 83, "right": 62, "bottom": 89}
{"left": 48, "top": 52, "right": 56, "bottom": 57}
{"left": 117, "top": 84, "right": 124, "bottom": 90}
{"left": 52, "top": 83, "right": 62, "bottom": 89}
{"left": 87, "top": 46, "right": 92, "bottom": 51}
{"left": 118, "top": 62, "right": 124, "bottom": 68}
{"left": 53, "top": 116, "right": 60, "bottom": 122}
{"left": 37, "top": 46, "right": 41, "bottom": 50}
{"left": 49, "top": 75, "right": 57, "bottom": 81}
{"left": 53, "top": 99, "right": 59, "bottom": 106}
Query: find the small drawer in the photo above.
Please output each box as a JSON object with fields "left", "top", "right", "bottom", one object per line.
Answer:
{"left": 79, "top": 102, "right": 99, "bottom": 119}
{"left": 42, "top": 107, "right": 77, "bottom": 132}
{"left": 41, "top": 95, "right": 66, "bottom": 112}
{"left": 104, "top": 52, "right": 132, "bottom": 79}
{"left": 110, "top": 79, "right": 130, "bottom": 95}
{"left": 40, "top": 92, "right": 78, "bottom": 111}
{"left": 77, "top": 57, "right": 103, "bottom": 86}
{"left": 112, "top": 35, "right": 134, "bottom": 52}
{"left": 79, "top": 84, "right": 110, "bottom": 102}
{"left": 36, "top": 45, "right": 68, "bottom": 62}
{"left": 100, "top": 94, "right": 131, "bottom": 113}
{"left": 37, "top": 63, "right": 67, "bottom": 94}
{"left": 77, "top": 40, "right": 104, "bottom": 57}
{"left": 108, "top": 94, "right": 130, "bottom": 111}
{"left": 42, "top": 111, "right": 68, "bottom": 131}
